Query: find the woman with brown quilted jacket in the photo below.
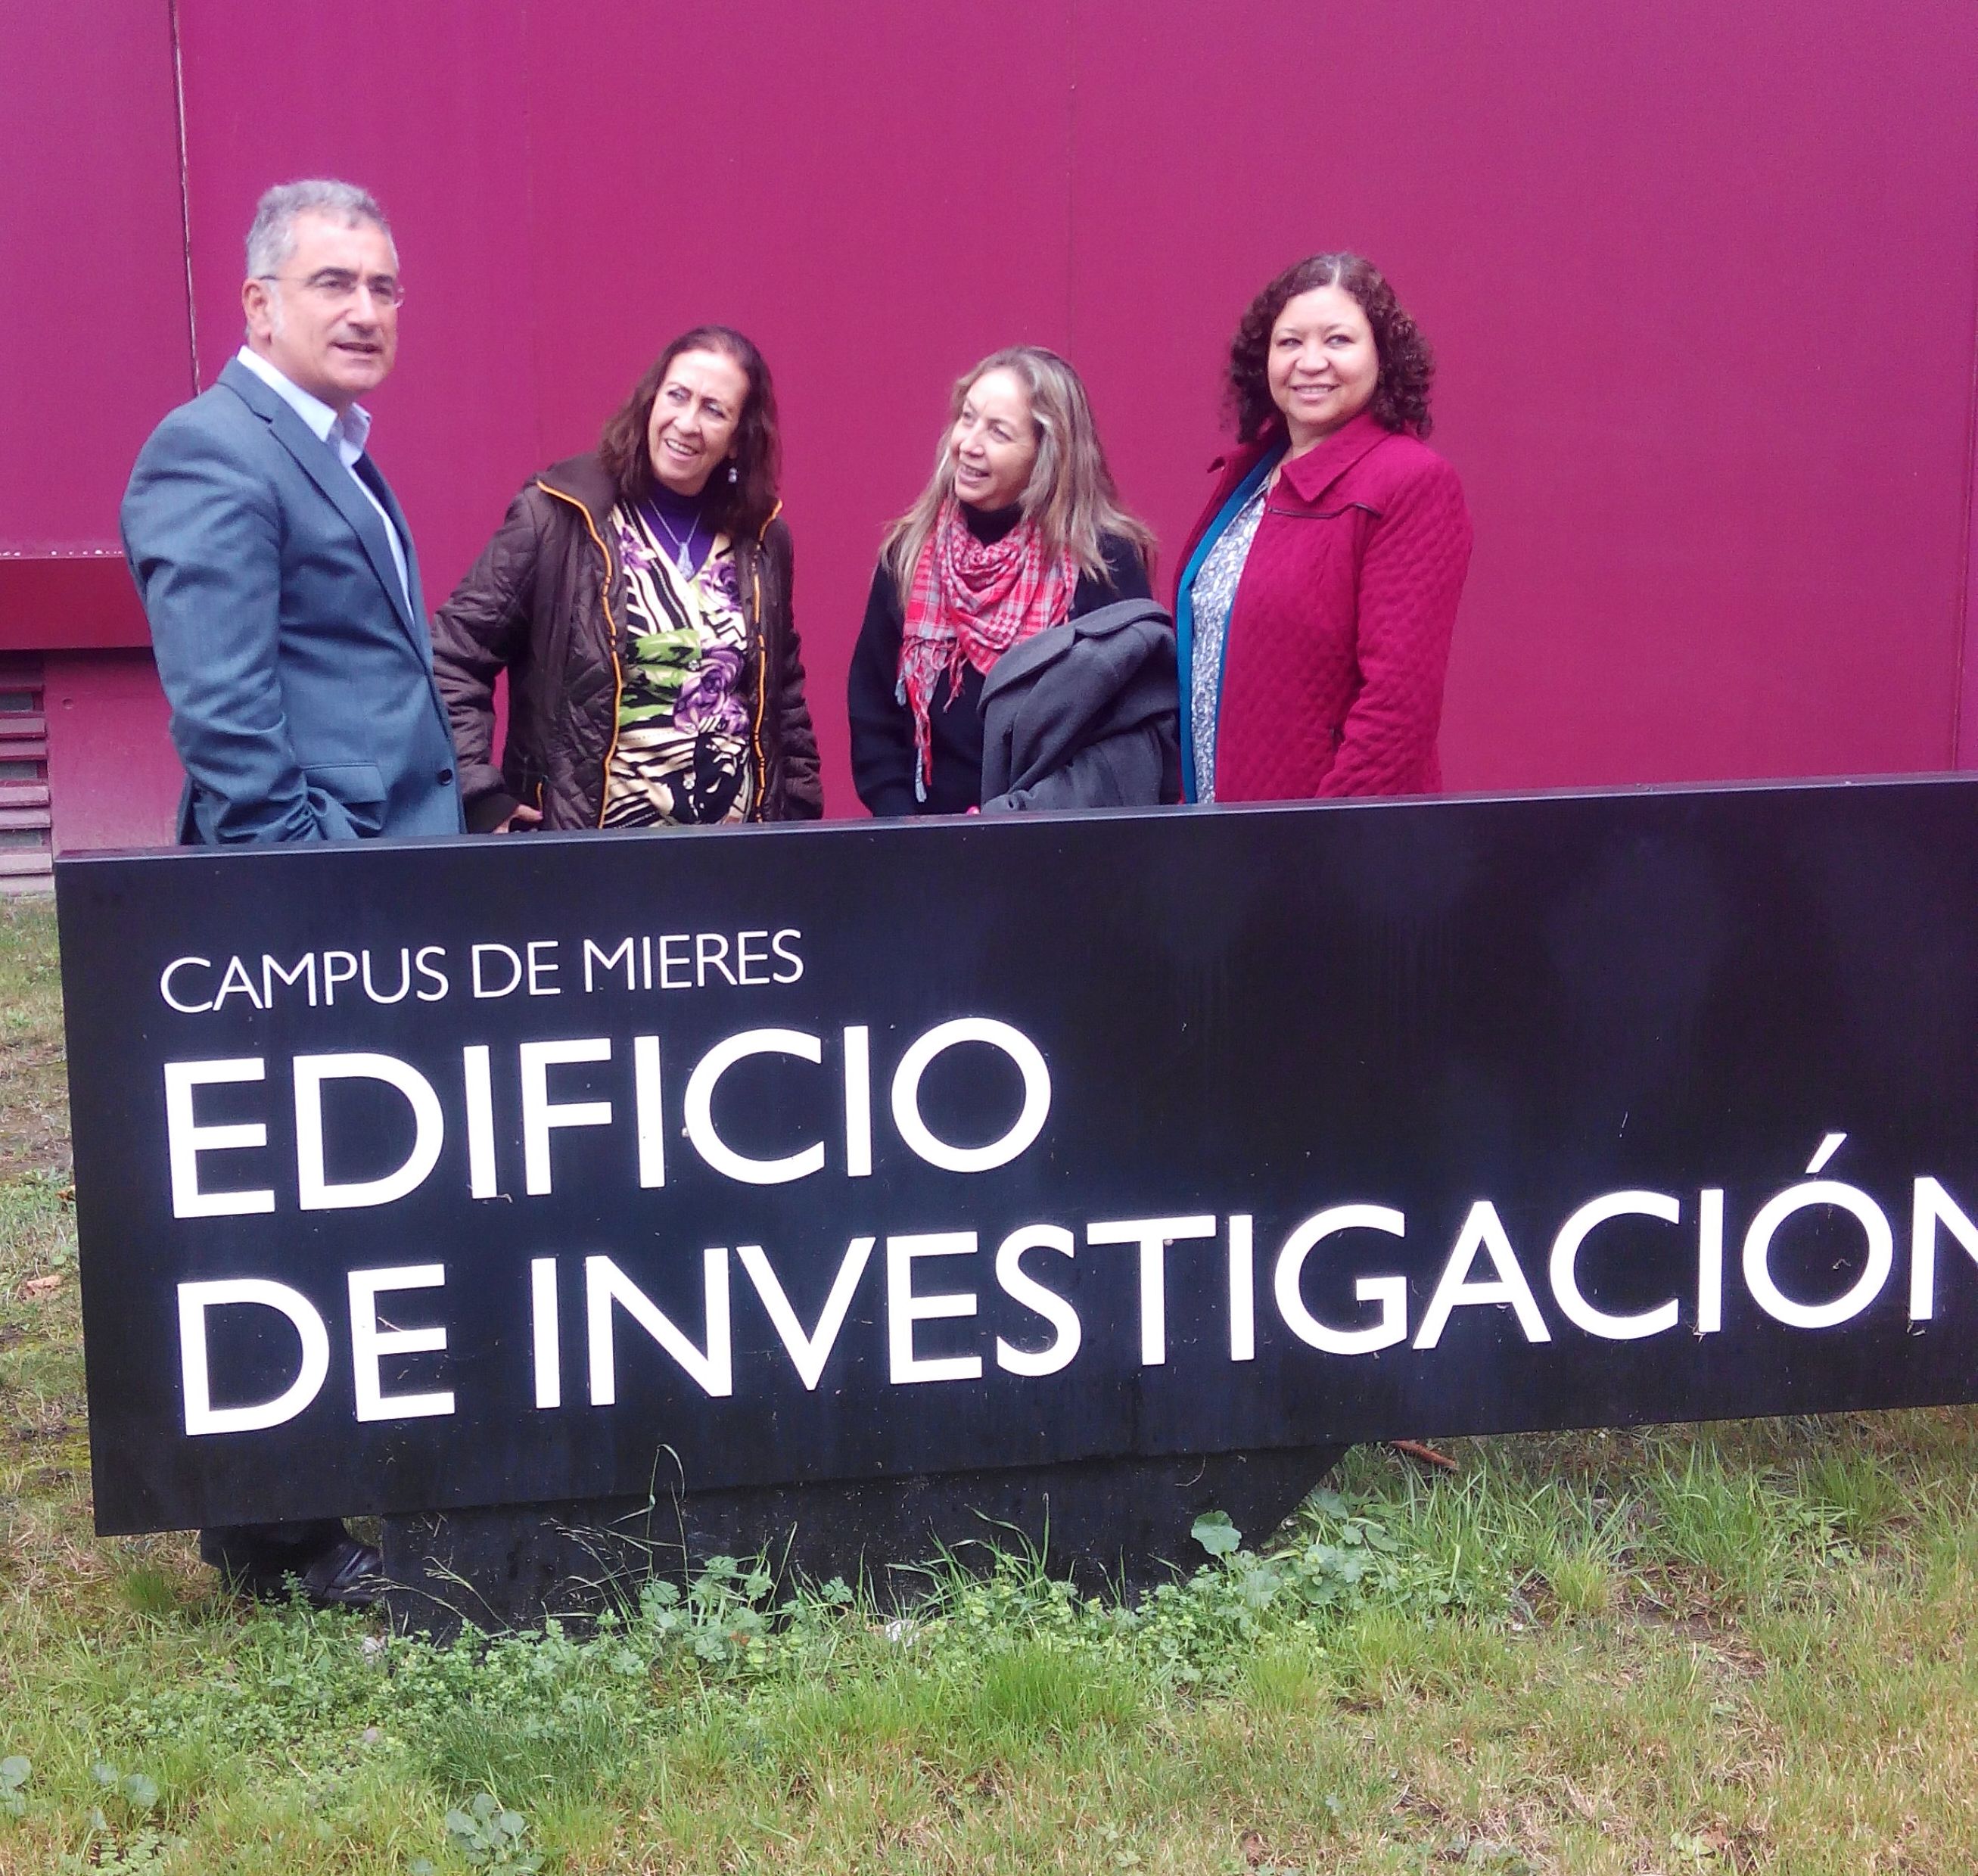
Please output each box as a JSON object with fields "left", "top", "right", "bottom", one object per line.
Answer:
{"left": 432, "top": 325, "right": 821, "bottom": 831}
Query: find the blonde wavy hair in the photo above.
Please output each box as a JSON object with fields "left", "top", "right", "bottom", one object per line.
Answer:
{"left": 884, "top": 347, "right": 1155, "bottom": 596}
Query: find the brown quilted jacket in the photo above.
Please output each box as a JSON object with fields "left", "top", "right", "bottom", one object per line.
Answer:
{"left": 431, "top": 452, "right": 822, "bottom": 830}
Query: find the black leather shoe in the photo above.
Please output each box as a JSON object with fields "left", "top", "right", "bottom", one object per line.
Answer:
{"left": 224, "top": 1536, "right": 384, "bottom": 1610}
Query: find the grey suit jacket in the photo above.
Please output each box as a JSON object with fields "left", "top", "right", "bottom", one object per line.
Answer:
{"left": 121, "top": 358, "right": 463, "bottom": 845}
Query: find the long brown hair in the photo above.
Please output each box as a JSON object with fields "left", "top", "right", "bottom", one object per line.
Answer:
{"left": 598, "top": 325, "right": 782, "bottom": 537}
{"left": 884, "top": 346, "right": 1155, "bottom": 595}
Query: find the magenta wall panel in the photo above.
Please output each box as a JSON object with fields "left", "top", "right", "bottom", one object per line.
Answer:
{"left": 512, "top": 0, "right": 1075, "bottom": 820}
{"left": 0, "top": 563, "right": 149, "bottom": 652}
{"left": 44, "top": 652, "right": 181, "bottom": 854}
{"left": 18, "top": 0, "right": 1978, "bottom": 814}
{"left": 172, "top": 0, "right": 543, "bottom": 622}
{"left": 0, "top": 0, "right": 190, "bottom": 555}
{"left": 1068, "top": 0, "right": 1978, "bottom": 790}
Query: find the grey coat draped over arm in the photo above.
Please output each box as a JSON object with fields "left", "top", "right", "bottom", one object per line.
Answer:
{"left": 977, "top": 597, "right": 1181, "bottom": 814}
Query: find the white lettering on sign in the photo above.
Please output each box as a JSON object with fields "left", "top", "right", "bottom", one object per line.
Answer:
{"left": 1414, "top": 1202, "right": 1552, "bottom": 1350}
{"left": 159, "top": 947, "right": 450, "bottom": 1013}
{"left": 1086, "top": 1215, "right": 1218, "bottom": 1365}
{"left": 178, "top": 1278, "right": 329, "bottom": 1436}
{"left": 141, "top": 896, "right": 1978, "bottom": 1472}
{"left": 1547, "top": 1191, "right": 1682, "bottom": 1341}
{"left": 886, "top": 1232, "right": 981, "bottom": 1384}
{"left": 1743, "top": 1181, "right": 1892, "bottom": 1330}
{"left": 683, "top": 1029, "right": 826, "bottom": 1186}
{"left": 154, "top": 1017, "right": 1056, "bottom": 1212}
{"left": 519, "top": 1038, "right": 614, "bottom": 1196}
{"left": 348, "top": 1264, "right": 453, "bottom": 1421}
{"left": 160, "top": 1146, "right": 1978, "bottom": 1440}
{"left": 1274, "top": 1205, "right": 1409, "bottom": 1355}
{"left": 1909, "top": 1176, "right": 1978, "bottom": 1320}
{"left": 585, "top": 1251, "right": 732, "bottom": 1402}
{"left": 737, "top": 1237, "right": 875, "bottom": 1390}
{"left": 890, "top": 1019, "right": 1051, "bottom": 1174}
{"left": 158, "top": 934, "right": 810, "bottom": 1013}
{"left": 164, "top": 1058, "right": 273, "bottom": 1218}
{"left": 530, "top": 1257, "right": 561, "bottom": 1410}
{"left": 294, "top": 1054, "right": 444, "bottom": 1212}
{"left": 993, "top": 1224, "right": 1081, "bottom": 1377}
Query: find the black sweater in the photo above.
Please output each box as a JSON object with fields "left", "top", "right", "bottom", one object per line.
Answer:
{"left": 847, "top": 506, "right": 1152, "bottom": 816}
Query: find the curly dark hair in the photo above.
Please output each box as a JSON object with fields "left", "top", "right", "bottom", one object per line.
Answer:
{"left": 598, "top": 325, "right": 782, "bottom": 537}
{"left": 1226, "top": 254, "right": 1435, "bottom": 443}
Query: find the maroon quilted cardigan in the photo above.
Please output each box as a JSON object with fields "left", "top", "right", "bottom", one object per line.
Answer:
{"left": 1174, "top": 411, "right": 1472, "bottom": 801}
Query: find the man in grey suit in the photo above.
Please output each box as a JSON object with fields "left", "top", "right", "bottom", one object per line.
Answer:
{"left": 125, "top": 178, "right": 461, "bottom": 845}
{"left": 122, "top": 179, "right": 462, "bottom": 1603}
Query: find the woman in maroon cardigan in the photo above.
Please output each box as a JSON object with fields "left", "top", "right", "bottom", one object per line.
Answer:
{"left": 1174, "top": 254, "right": 1471, "bottom": 801}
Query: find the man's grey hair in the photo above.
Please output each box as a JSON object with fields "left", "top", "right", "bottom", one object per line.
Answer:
{"left": 245, "top": 180, "right": 393, "bottom": 278}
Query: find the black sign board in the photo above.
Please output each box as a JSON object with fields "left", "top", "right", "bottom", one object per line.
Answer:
{"left": 55, "top": 779, "right": 1978, "bottom": 1536}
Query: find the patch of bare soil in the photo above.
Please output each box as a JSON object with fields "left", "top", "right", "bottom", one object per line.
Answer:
{"left": 0, "top": 1037, "right": 69, "bottom": 1181}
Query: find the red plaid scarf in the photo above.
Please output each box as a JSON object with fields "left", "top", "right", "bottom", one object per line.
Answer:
{"left": 897, "top": 497, "right": 1077, "bottom": 800}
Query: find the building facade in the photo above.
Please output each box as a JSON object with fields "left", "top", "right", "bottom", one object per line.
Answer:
{"left": 6, "top": 0, "right": 1977, "bottom": 889}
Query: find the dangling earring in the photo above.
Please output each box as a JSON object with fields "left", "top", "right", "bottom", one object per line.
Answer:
{"left": 727, "top": 462, "right": 739, "bottom": 485}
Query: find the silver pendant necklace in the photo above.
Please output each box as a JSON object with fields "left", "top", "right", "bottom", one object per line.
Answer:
{"left": 644, "top": 499, "right": 702, "bottom": 578}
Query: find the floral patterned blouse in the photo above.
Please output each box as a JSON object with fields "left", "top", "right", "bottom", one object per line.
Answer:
{"left": 1186, "top": 481, "right": 1269, "bottom": 804}
{"left": 602, "top": 502, "right": 756, "bottom": 826}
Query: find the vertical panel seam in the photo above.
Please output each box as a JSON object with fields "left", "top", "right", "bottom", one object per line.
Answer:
{"left": 1952, "top": 189, "right": 1978, "bottom": 766}
{"left": 1065, "top": 0, "right": 1077, "bottom": 357}
{"left": 167, "top": 0, "right": 200, "bottom": 393}
{"left": 523, "top": 0, "right": 549, "bottom": 464}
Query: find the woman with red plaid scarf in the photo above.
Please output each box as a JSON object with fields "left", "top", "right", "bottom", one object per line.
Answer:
{"left": 847, "top": 347, "right": 1168, "bottom": 816}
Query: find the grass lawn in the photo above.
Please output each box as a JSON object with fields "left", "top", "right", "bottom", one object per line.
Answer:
{"left": 3, "top": 894, "right": 1976, "bottom": 1873}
